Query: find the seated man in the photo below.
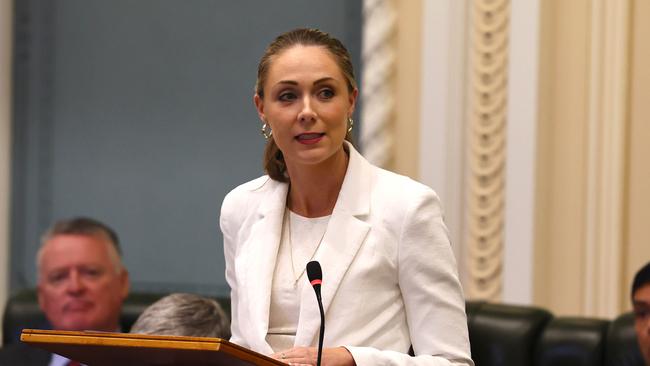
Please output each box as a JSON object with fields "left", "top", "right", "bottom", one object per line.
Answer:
{"left": 130, "top": 293, "right": 230, "bottom": 339}
{"left": 0, "top": 217, "right": 130, "bottom": 366}
{"left": 633, "top": 261, "right": 650, "bottom": 366}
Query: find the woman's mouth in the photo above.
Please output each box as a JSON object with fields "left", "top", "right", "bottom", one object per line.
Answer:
{"left": 296, "top": 133, "right": 325, "bottom": 145}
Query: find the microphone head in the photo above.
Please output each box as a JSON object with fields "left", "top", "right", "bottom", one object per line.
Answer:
{"left": 306, "top": 261, "right": 323, "bottom": 290}
{"left": 306, "top": 261, "right": 322, "bottom": 282}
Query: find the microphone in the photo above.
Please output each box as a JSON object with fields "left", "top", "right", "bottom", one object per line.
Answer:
{"left": 306, "top": 261, "right": 324, "bottom": 366}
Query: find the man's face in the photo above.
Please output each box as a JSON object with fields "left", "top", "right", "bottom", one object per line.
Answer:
{"left": 633, "top": 283, "right": 650, "bottom": 366}
{"left": 37, "top": 234, "right": 129, "bottom": 331}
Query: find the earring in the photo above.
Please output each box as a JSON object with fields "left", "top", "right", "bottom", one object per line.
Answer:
{"left": 347, "top": 117, "right": 354, "bottom": 133}
{"left": 261, "top": 122, "right": 272, "bottom": 139}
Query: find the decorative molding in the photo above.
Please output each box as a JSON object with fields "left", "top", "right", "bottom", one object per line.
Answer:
{"left": 583, "top": 0, "right": 631, "bottom": 318}
{"left": 360, "top": 0, "right": 397, "bottom": 167}
{"left": 466, "top": 0, "right": 510, "bottom": 301}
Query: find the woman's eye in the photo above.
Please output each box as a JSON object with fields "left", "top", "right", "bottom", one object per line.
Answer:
{"left": 318, "top": 89, "right": 335, "bottom": 99}
{"left": 278, "top": 92, "right": 297, "bottom": 102}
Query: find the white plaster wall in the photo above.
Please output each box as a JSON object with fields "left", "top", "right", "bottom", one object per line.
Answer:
{"left": 419, "top": 0, "right": 469, "bottom": 283}
{"left": 502, "top": 0, "right": 540, "bottom": 305}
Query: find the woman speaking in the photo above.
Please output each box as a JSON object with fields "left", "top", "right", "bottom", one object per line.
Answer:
{"left": 220, "top": 28, "right": 473, "bottom": 366}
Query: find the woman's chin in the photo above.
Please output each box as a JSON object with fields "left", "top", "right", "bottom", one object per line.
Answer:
{"left": 286, "top": 146, "right": 345, "bottom": 168}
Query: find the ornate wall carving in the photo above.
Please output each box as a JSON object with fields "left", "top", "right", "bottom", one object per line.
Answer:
{"left": 360, "top": 0, "right": 396, "bottom": 167}
{"left": 466, "top": 0, "right": 510, "bottom": 300}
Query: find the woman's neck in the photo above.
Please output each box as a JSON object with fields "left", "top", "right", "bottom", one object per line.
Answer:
{"left": 285, "top": 147, "right": 348, "bottom": 218}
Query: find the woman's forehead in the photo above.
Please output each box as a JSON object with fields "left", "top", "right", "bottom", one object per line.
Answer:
{"left": 265, "top": 46, "right": 344, "bottom": 86}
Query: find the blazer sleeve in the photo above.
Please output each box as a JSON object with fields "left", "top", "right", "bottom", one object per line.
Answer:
{"left": 346, "top": 188, "right": 474, "bottom": 366}
{"left": 220, "top": 190, "right": 248, "bottom": 348}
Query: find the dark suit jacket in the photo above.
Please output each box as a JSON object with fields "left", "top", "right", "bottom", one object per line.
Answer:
{"left": 0, "top": 343, "right": 50, "bottom": 366}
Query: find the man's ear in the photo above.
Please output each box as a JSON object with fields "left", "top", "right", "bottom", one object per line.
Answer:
{"left": 119, "top": 269, "right": 130, "bottom": 300}
{"left": 254, "top": 94, "right": 266, "bottom": 122}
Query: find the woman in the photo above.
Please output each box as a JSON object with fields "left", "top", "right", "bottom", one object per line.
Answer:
{"left": 220, "top": 28, "right": 473, "bottom": 366}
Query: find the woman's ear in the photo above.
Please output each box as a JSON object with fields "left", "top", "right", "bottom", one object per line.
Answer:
{"left": 348, "top": 88, "right": 359, "bottom": 115}
{"left": 254, "top": 94, "right": 266, "bottom": 122}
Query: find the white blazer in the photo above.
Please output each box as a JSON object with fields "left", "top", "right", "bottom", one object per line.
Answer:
{"left": 220, "top": 143, "right": 473, "bottom": 366}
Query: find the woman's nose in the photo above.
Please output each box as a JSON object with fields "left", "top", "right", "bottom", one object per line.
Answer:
{"left": 298, "top": 96, "right": 317, "bottom": 123}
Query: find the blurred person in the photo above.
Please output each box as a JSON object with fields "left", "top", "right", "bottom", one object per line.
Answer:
{"left": 130, "top": 293, "right": 230, "bottom": 339}
{"left": 633, "top": 261, "right": 650, "bottom": 366}
{"left": 221, "top": 28, "right": 472, "bottom": 366}
{"left": 0, "top": 217, "right": 129, "bottom": 366}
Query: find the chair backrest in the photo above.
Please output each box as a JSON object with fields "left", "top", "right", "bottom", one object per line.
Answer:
{"left": 534, "top": 317, "right": 610, "bottom": 366}
{"left": 465, "top": 300, "right": 643, "bottom": 366}
{"left": 605, "top": 313, "right": 645, "bottom": 366}
{"left": 466, "top": 301, "right": 553, "bottom": 366}
{"left": 2, "top": 290, "right": 47, "bottom": 346}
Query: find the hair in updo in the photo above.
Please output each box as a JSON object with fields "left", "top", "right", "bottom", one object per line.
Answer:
{"left": 255, "top": 28, "right": 357, "bottom": 182}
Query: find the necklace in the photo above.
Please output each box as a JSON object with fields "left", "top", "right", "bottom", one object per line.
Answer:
{"left": 285, "top": 209, "right": 330, "bottom": 287}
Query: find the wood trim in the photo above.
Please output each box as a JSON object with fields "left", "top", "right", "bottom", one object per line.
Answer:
{"left": 21, "top": 329, "right": 284, "bottom": 366}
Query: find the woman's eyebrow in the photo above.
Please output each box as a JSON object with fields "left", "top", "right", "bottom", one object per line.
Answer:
{"left": 276, "top": 80, "right": 298, "bottom": 86}
{"left": 274, "top": 77, "right": 336, "bottom": 87}
{"left": 313, "top": 77, "right": 335, "bottom": 85}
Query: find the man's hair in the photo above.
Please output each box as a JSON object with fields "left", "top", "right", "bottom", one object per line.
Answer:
{"left": 130, "top": 293, "right": 231, "bottom": 339}
{"left": 37, "top": 217, "right": 124, "bottom": 274}
{"left": 632, "top": 261, "right": 650, "bottom": 299}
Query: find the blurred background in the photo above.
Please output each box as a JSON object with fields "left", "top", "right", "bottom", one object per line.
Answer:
{"left": 0, "top": 0, "right": 648, "bottom": 342}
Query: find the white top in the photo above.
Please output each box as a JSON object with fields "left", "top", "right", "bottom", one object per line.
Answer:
{"left": 266, "top": 210, "right": 330, "bottom": 352}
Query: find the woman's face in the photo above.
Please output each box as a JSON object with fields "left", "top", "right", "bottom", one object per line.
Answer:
{"left": 255, "top": 45, "right": 357, "bottom": 170}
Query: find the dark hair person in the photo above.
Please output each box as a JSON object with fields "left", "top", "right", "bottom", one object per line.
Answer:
{"left": 220, "top": 28, "right": 473, "bottom": 366}
{"left": 632, "top": 261, "right": 650, "bottom": 366}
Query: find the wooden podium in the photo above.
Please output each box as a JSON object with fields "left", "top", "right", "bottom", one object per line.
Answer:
{"left": 21, "top": 329, "right": 284, "bottom": 366}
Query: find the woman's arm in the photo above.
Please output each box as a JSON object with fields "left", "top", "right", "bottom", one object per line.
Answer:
{"left": 220, "top": 192, "right": 246, "bottom": 347}
{"left": 346, "top": 188, "right": 473, "bottom": 366}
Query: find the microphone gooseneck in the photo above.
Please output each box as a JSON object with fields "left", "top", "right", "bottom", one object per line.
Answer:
{"left": 306, "top": 261, "right": 324, "bottom": 366}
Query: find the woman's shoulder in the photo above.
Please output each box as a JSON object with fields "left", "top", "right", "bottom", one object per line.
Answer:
{"left": 227, "top": 175, "right": 273, "bottom": 195}
{"left": 371, "top": 165, "right": 441, "bottom": 203}
{"left": 221, "top": 175, "right": 278, "bottom": 215}
{"left": 348, "top": 142, "right": 440, "bottom": 204}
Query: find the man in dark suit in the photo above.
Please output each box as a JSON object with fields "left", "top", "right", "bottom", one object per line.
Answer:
{"left": 633, "top": 261, "right": 650, "bottom": 366}
{"left": 0, "top": 217, "right": 130, "bottom": 366}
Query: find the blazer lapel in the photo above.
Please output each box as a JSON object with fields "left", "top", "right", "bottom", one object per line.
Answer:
{"left": 294, "top": 143, "right": 372, "bottom": 346}
{"left": 237, "top": 179, "right": 288, "bottom": 353}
